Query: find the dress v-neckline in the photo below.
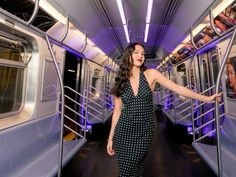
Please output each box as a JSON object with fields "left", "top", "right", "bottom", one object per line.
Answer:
{"left": 129, "top": 72, "right": 141, "bottom": 97}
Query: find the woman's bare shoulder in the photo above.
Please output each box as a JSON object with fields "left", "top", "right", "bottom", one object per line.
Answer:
{"left": 144, "top": 68, "right": 160, "bottom": 77}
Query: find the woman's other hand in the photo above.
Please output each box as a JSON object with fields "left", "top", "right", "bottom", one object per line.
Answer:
{"left": 207, "top": 93, "right": 222, "bottom": 103}
{"left": 107, "top": 140, "right": 115, "bottom": 156}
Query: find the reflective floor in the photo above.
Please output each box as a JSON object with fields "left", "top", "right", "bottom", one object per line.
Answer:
{"left": 61, "top": 110, "right": 216, "bottom": 177}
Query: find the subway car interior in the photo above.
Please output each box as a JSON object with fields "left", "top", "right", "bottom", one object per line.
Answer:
{"left": 0, "top": 0, "right": 236, "bottom": 177}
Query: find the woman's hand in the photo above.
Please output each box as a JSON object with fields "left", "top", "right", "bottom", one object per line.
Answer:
{"left": 107, "top": 139, "right": 115, "bottom": 156}
{"left": 207, "top": 93, "right": 222, "bottom": 103}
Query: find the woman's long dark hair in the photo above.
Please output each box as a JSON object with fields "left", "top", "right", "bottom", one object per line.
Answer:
{"left": 111, "top": 42, "right": 146, "bottom": 97}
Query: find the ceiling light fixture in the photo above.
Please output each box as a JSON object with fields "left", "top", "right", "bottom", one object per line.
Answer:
{"left": 144, "top": 0, "right": 153, "bottom": 42}
{"left": 116, "top": 0, "right": 130, "bottom": 43}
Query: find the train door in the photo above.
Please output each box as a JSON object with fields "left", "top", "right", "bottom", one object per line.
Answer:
{"left": 63, "top": 51, "right": 83, "bottom": 137}
{"left": 198, "top": 51, "right": 215, "bottom": 142}
{"left": 208, "top": 51, "right": 219, "bottom": 86}
{"left": 103, "top": 67, "right": 115, "bottom": 109}
{"left": 162, "top": 70, "right": 171, "bottom": 111}
{"left": 208, "top": 50, "right": 225, "bottom": 118}
{"left": 174, "top": 61, "right": 192, "bottom": 126}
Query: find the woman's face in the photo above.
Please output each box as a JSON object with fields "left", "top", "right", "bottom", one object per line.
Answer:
{"left": 227, "top": 63, "right": 236, "bottom": 89}
{"left": 130, "top": 44, "right": 145, "bottom": 67}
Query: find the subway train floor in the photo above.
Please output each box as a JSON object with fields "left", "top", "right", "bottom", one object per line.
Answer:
{"left": 61, "top": 110, "right": 217, "bottom": 177}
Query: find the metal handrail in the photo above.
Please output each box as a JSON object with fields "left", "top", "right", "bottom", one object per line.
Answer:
{"left": 174, "top": 99, "right": 191, "bottom": 109}
{"left": 64, "top": 125, "right": 85, "bottom": 139}
{"left": 209, "top": 8, "right": 221, "bottom": 36}
{"left": 88, "top": 91, "right": 105, "bottom": 101}
{"left": 87, "top": 111, "right": 103, "bottom": 121}
{"left": 90, "top": 85, "right": 106, "bottom": 95}
{"left": 63, "top": 114, "right": 85, "bottom": 129}
{"left": 195, "top": 113, "right": 225, "bottom": 131}
{"left": 214, "top": 29, "right": 236, "bottom": 177}
{"left": 161, "top": 91, "right": 173, "bottom": 101}
{"left": 176, "top": 112, "right": 192, "bottom": 122}
{"left": 65, "top": 86, "right": 87, "bottom": 98}
{"left": 64, "top": 104, "right": 86, "bottom": 119}
{"left": 64, "top": 95, "right": 85, "bottom": 110}
{"left": 60, "top": 17, "right": 69, "bottom": 43}
{"left": 87, "top": 104, "right": 103, "bottom": 115}
{"left": 87, "top": 97, "right": 104, "bottom": 109}
{"left": 193, "top": 102, "right": 224, "bottom": 121}
{"left": 27, "top": 0, "right": 39, "bottom": 25}
{"left": 176, "top": 105, "right": 192, "bottom": 115}
{"left": 196, "top": 129, "right": 218, "bottom": 142}
{"left": 200, "top": 85, "right": 216, "bottom": 95}
{"left": 193, "top": 102, "right": 206, "bottom": 111}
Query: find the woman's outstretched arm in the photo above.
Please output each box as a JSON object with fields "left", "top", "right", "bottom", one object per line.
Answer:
{"left": 107, "top": 96, "right": 122, "bottom": 156}
{"left": 147, "top": 69, "right": 221, "bottom": 103}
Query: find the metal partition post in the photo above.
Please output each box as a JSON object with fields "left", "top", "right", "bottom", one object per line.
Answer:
{"left": 45, "top": 35, "right": 65, "bottom": 177}
{"left": 215, "top": 29, "right": 236, "bottom": 177}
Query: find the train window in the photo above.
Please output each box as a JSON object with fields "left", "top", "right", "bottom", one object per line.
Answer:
{"left": 176, "top": 63, "right": 187, "bottom": 87}
{"left": 91, "top": 68, "right": 102, "bottom": 96}
{"left": 0, "top": 36, "right": 26, "bottom": 115}
{"left": 211, "top": 54, "right": 219, "bottom": 84}
{"left": 190, "top": 68, "right": 195, "bottom": 88}
{"left": 201, "top": 59, "right": 210, "bottom": 92}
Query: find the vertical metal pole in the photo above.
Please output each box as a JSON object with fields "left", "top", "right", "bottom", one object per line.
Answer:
{"left": 215, "top": 29, "right": 236, "bottom": 177}
{"left": 45, "top": 35, "right": 65, "bottom": 177}
{"left": 190, "top": 57, "right": 196, "bottom": 141}
{"left": 84, "top": 61, "right": 90, "bottom": 137}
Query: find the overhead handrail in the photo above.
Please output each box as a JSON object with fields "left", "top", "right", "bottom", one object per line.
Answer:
{"left": 60, "top": 17, "right": 69, "bottom": 43}
{"left": 190, "top": 27, "right": 199, "bottom": 50}
{"left": 214, "top": 29, "right": 236, "bottom": 177}
{"left": 79, "top": 33, "right": 88, "bottom": 53}
{"left": 209, "top": 8, "right": 221, "bottom": 36}
{"left": 45, "top": 35, "right": 65, "bottom": 177}
{"left": 27, "top": 0, "right": 39, "bottom": 25}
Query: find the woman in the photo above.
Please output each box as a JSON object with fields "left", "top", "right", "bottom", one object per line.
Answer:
{"left": 107, "top": 43, "right": 221, "bottom": 177}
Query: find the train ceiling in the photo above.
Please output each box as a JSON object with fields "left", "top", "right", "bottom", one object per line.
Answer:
{"left": 0, "top": 0, "right": 217, "bottom": 67}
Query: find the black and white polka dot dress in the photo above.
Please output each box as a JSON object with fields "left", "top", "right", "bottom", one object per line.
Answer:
{"left": 114, "top": 71, "right": 154, "bottom": 177}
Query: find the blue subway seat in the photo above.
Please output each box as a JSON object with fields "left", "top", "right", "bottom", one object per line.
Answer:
{"left": 192, "top": 116, "right": 236, "bottom": 177}
{"left": 0, "top": 113, "right": 86, "bottom": 177}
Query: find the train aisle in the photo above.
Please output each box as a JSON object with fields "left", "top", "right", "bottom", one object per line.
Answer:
{"left": 61, "top": 110, "right": 217, "bottom": 177}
